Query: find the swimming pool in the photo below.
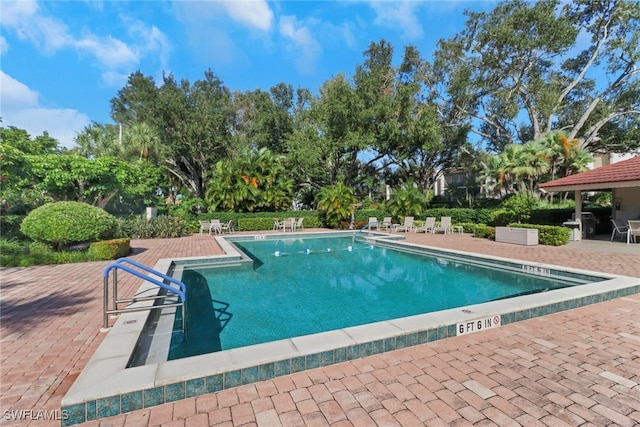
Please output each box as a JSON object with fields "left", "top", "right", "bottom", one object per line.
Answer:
{"left": 61, "top": 231, "right": 640, "bottom": 426}
{"left": 168, "top": 235, "right": 598, "bottom": 359}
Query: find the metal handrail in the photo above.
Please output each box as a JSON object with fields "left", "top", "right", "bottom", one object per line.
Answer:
{"left": 102, "top": 257, "right": 187, "bottom": 335}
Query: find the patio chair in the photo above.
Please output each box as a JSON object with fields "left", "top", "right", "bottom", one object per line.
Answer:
{"left": 219, "top": 219, "right": 234, "bottom": 234}
{"left": 368, "top": 217, "right": 379, "bottom": 230}
{"left": 278, "top": 218, "right": 295, "bottom": 232}
{"left": 210, "top": 219, "right": 222, "bottom": 234}
{"left": 415, "top": 217, "right": 436, "bottom": 233}
{"left": 611, "top": 219, "right": 629, "bottom": 241}
{"left": 274, "top": 218, "right": 283, "bottom": 231}
{"left": 433, "top": 216, "right": 452, "bottom": 234}
{"left": 199, "top": 220, "right": 213, "bottom": 235}
{"left": 393, "top": 216, "right": 414, "bottom": 232}
{"left": 381, "top": 217, "right": 393, "bottom": 231}
{"left": 627, "top": 220, "right": 640, "bottom": 244}
{"left": 296, "top": 217, "right": 305, "bottom": 231}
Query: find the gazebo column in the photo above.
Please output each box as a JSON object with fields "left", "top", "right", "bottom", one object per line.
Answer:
{"left": 574, "top": 190, "right": 582, "bottom": 234}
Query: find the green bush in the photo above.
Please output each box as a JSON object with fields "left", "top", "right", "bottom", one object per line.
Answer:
{"left": 419, "top": 208, "right": 493, "bottom": 225}
{"left": 507, "top": 223, "right": 570, "bottom": 246}
{"left": 471, "top": 224, "right": 495, "bottom": 239}
{"left": 20, "top": 201, "right": 118, "bottom": 249}
{"left": 88, "top": 238, "right": 131, "bottom": 260}
{"left": 120, "top": 215, "right": 191, "bottom": 239}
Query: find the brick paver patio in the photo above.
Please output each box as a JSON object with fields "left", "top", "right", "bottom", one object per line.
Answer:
{"left": 1, "top": 231, "right": 639, "bottom": 426}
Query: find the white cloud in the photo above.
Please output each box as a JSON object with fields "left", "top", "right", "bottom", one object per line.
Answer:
{"left": 224, "top": 0, "right": 273, "bottom": 31}
{"left": 74, "top": 33, "right": 139, "bottom": 69}
{"left": 0, "top": 71, "right": 89, "bottom": 149}
{"left": 279, "top": 16, "right": 322, "bottom": 75}
{"left": 368, "top": 1, "right": 424, "bottom": 40}
{"left": 0, "top": 1, "right": 171, "bottom": 87}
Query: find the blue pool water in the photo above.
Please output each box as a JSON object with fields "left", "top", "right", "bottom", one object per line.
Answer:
{"left": 168, "top": 235, "right": 588, "bottom": 359}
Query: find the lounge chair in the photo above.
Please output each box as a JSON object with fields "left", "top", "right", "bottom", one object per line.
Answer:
{"left": 220, "top": 219, "right": 234, "bottom": 234}
{"left": 627, "top": 220, "right": 640, "bottom": 244}
{"left": 368, "top": 217, "right": 379, "bottom": 230}
{"left": 611, "top": 219, "right": 629, "bottom": 241}
{"left": 381, "top": 217, "right": 392, "bottom": 231}
{"left": 415, "top": 217, "right": 436, "bottom": 233}
{"left": 296, "top": 217, "right": 305, "bottom": 231}
{"left": 433, "top": 216, "right": 452, "bottom": 234}
{"left": 394, "top": 216, "right": 414, "bottom": 232}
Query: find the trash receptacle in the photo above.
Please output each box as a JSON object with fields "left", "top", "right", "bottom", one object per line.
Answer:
{"left": 581, "top": 212, "right": 596, "bottom": 239}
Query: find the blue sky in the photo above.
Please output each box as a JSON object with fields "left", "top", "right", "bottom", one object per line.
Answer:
{"left": 1, "top": 0, "right": 497, "bottom": 149}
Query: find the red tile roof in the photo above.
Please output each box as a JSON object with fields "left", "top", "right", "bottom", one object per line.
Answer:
{"left": 539, "top": 156, "right": 640, "bottom": 191}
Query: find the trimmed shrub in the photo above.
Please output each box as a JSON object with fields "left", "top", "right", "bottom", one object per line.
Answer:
{"left": 88, "top": 238, "right": 131, "bottom": 260}
{"left": 472, "top": 224, "right": 495, "bottom": 239}
{"left": 20, "top": 202, "right": 118, "bottom": 249}
{"left": 507, "top": 223, "right": 570, "bottom": 246}
{"left": 120, "top": 215, "right": 191, "bottom": 239}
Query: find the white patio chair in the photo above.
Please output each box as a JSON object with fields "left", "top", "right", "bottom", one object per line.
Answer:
{"left": 296, "top": 217, "right": 305, "bottom": 231}
{"left": 199, "top": 220, "right": 212, "bottom": 235}
{"left": 219, "top": 219, "right": 233, "bottom": 234}
{"left": 415, "top": 217, "right": 436, "bottom": 233}
{"left": 381, "top": 217, "right": 393, "bottom": 231}
{"left": 627, "top": 220, "right": 640, "bottom": 244}
{"left": 368, "top": 217, "right": 379, "bottom": 230}
{"left": 433, "top": 216, "right": 452, "bottom": 234}
{"left": 393, "top": 216, "right": 414, "bottom": 232}
{"left": 611, "top": 219, "right": 629, "bottom": 241}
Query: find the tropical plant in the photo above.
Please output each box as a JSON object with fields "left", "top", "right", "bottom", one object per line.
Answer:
{"left": 385, "top": 181, "right": 429, "bottom": 218}
{"left": 316, "top": 182, "right": 357, "bottom": 228}
{"left": 206, "top": 148, "right": 294, "bottom": 212}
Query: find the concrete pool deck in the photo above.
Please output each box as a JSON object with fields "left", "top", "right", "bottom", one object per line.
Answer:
{"left": 1, "top": 230, "right": 640, "bottom": 426}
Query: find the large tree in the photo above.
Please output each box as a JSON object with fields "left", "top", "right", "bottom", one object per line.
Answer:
{"left": 110, "top": 70, "right": 234, "bottom": 200}
{"left": 428, "top": 0, "right": 640, "bottom": 152}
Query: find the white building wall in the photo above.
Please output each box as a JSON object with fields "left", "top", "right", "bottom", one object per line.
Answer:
{"left": 612, "top": 187, "right": 640, "bottom": 222}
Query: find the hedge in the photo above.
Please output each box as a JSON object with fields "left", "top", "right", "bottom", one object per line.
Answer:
{"left": 506, "top": 223, "right": 571, "bottom": 246}
{"left": 87, "top": 238, "right": 131, "bottom": 260}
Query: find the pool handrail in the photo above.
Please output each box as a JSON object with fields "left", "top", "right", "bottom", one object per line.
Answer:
{"left": 102, "top": 257, "right": 186, "bottom": 332}
{"left": 105, "top": 257, "right": 187, "bottom": 296}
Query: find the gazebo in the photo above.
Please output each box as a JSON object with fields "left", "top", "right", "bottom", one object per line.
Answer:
{"left": 539, "top": 156, "right": 640, "bottom": 238}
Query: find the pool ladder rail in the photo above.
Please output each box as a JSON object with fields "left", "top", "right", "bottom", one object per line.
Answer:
{"left": 102, "top": 258, "right": 187, "bottom": 338}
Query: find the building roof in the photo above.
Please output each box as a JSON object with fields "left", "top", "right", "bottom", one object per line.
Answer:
{"left": 539, "top": 156, "right": 640, "bottom": 192}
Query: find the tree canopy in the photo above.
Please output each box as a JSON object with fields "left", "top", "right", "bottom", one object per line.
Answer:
{"left": 4, "top": 0, "right": 639, "bottom": 219}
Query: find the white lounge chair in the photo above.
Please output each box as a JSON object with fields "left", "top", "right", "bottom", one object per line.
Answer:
{"left": 611, "top": 219, "right": 629, "bottom": 241}
{"left": 627, "top": 220, "right": 640, "bottom": 244}
{"left": 433, "top": 216, "right": 452, "bottom": 234}
{"left": 394, "top": 216, "right": 414, "bottom": 232}
{"left": 296, "top": 217, "right": 305, "bottom": 231}
{"left": 368, "top": 217, "right": 379, "bottom": 230}
{"left": 415, "top": 217, "right": 436, "bottom": 233}
{"left": 381, "top": 217, "right": 392, "bottom": 231}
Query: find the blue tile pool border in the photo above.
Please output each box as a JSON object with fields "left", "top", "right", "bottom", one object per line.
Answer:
{"left": 62, "top": 232, "right": 640, "bottom": 426}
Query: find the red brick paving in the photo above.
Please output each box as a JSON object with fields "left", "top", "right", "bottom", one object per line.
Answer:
{"left": 1, "top": 231, "right": 639, "bottom": 426}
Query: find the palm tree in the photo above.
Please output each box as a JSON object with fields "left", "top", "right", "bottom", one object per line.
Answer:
{"left": 122, "top": 122, "right": 160, "bottom": 161}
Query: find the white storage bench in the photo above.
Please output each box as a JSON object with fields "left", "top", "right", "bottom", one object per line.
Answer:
{"left": 495, "top": 227, "right": 538, "bottom": 246}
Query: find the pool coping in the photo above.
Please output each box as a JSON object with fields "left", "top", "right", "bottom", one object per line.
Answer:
{"left": 61, "top": 231, "right": 640, "bottom": 425}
